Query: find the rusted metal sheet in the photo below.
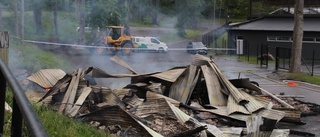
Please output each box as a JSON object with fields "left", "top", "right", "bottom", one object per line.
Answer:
{"left": 274, "top": 108, "right": 302, "bottom": 123}
{"left": 201, "top": 122, "right": 229, "bottom": 137}
{"left": 201, "top": 65, "right": 227, "bottom": 106}
{"left": 167, "top": 101, "right": 192, "bottom": 123}
{"left": 270, "top": 129, "right": 290, "bottom": 137}
{"left": 201, "top": 106, "right": 285, "bottom": 122}
{"left": 110, "top": 55, "right": 140, "bottom": 74}
{"left": 101, "top": 88, "right": 126, "bottom": 109}
{"left": 219, "top": 127, "right": 243, "bottom": 137}
{"left": 80, "top": 105, "right": 163, "bottom": 137}
{"left": 112, "top": 88, "right": 132, "bottom": 100}
{"left": 27, "top": 69, "right": 66, "bottom": 88}
{"left": 242, "top": 128, "right": 290, "bottom": 137}
{"left": 91, "top": 67, "right": 137, "bottom": 78}
{"left": 169, "top": 65, "right": 200, "bottom": 104}
{"left": 149, "top": 67, "right": 186, "bottom": 82}
{"left": 146, "top": 91, "right": 180, "bottom": 107}
{"left": 135, "top": 98, "right": 176, "bottom": 119}
{"left": 123, "top": 94, "right": 144, "bottom": 108}
{"left": 30, "top": 54, "right": 297, "bottom": 136}
{"left": 91, "top": 66, "right": 185, "bottom": 83}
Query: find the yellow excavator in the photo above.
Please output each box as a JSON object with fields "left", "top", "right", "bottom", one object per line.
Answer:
{"left": 91, "top": 25, "right": 137, "bottom": 55}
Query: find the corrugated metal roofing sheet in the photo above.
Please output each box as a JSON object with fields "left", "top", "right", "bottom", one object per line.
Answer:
{"left": 227, "top": 95, "right": 250, "bottom": 115}
{"left": 201, "top": 106, "right": 285, "bottom": 122}
{"left": 219, "top": 127, "right": 243, "bottom": 137}
{"left": 167, "top": 101, "right": 192, "bottom": 123}
{"left": 241, "top": 91, "right": 264, "bottom": 113}
{"left": 209, "top": 61, "right": 249, "bottom": 104}
{"left": 27, "top": 69, "right": 66, "bottom": 88}
{"left": 146, "top": 91, "right": 180, "bottom": 107}
{"left": 110, "top": 55, "right": 140, "bottom": 74}
{"left": 135, "top": 98, "right": 176, "bottom": 119}
{"left": 150, "top": 68, "right": 186, "bottom": 82}
{"left": 91, "top": 86, "right": 126, "bottom": 109}
{"left": 91, "top": 66, "right": 185, "bottom": 83}
{"left": 201, "top": 65, "right": 227, "bottom": 106}
{"left": 201, "top": 122, "right": 229, "bottom": 137}
{"left": 81, "top": 105, "right": 163, "bottom": 137}
{"left": 169, "top": 65, "right": 200, "bottom": 104}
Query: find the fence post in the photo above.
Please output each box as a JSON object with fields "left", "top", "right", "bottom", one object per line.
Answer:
{"left": 312, "top": 50, "right": 315, "bottom": 76}
{"left": 275, "top": 47, "right": 279, "bottom": 71}
{"left": 247, "top": 41, "right": 249, "bottom": 62}
{"left": 0, "top": 30, "right": 9, "bottom": 136}
{"left": 266, "top": 44, "right": 269, "bottom": 68}
{"left": 256, "top": 44, "right": 259, "bottom": 64}
{"left": 260, "top": 44, "right": 263, "bottom": 67}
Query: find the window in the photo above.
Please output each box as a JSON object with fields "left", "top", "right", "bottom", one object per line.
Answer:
{"left": 303, "top": 37, "right": 314, "bottom": 42}
{"left": 316, "top": 38, "right": 320, "bottom": 43}
{"left": 267, "top": 36, "right": 276, "bottom": 41}
{"left": 276, "top": 36, "right": 290, "bottom": 42}
{"left": 151, "top": 38, "right": 160, "bottom": 44}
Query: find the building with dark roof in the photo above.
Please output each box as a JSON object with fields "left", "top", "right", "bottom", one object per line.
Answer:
{"left": 228, "top": 9, "right": 320, "bottom": 59}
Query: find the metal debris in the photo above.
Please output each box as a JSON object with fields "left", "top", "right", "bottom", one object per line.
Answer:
{"left": 27, "top": 55, "right": 320, "bottom": 137}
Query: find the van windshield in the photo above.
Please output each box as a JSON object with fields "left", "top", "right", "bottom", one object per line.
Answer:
{"left": 151, "top": 38, "right": 160, "bottom": 44}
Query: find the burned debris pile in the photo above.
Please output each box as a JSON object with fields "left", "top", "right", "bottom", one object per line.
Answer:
{"left": 27, "top": 55, "right": 318, "bottom": 137}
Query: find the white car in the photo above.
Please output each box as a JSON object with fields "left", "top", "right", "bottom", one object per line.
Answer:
{"left": 134, "top": 36, "right": 168, "bottom": 53}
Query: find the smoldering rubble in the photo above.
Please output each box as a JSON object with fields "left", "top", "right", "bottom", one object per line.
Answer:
{"left": 27, "top": 54, "right": 319, "bottom": 137}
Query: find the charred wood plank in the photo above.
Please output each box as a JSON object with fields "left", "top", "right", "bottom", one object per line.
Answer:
{"left": 69, "top": 87, "right": 92, "bottom": 117}
{"left": 66, "top": 68, "right": 82, "bottom": 113}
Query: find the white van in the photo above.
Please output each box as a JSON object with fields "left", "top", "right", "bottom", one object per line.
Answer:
{"left": 134, "top": 36, "right": 168, "bottom": 53}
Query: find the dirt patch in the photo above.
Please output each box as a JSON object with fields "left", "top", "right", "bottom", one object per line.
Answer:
{"left": 266, "top": 71, "right": 291, "bottom": 81}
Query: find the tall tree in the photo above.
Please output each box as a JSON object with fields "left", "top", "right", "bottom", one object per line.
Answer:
{"left": 0, "top": 2, "right": 2, "bottom": 28}
{"left": 175, "top": 0, "right": 204, "bottom": 37}
{"left": 32, "top": 0, "right": 44, "bottom": 34}
{"left": 222, "top": 0, "right": 248, "bottom": 19}
{"left": 21, "top": 0, "right": 24, "bottom": 45}
{"left": 53, "top": 0, "right": 58, "bottom": 35}
{"left": 87, "top": 0, "right": 120, "bottom": 28}
{"left": 127, "top": 0, "right": 148, "bottom": 22}
{"left": 289, "top": 0, "right": 304, "bottom": 73}
{"left": 13, "top": 0, "right": 19, "bottom": 36}
{"left": 77, "top": 0, "right": 85, "bottom": 44}
{"left": 150, "top": 0, "right": 159, "bottom": 25}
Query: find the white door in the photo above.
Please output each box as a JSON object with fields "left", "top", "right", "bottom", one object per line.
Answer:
{"left": 236, "top": 38, "right": 243, "bottom": 55}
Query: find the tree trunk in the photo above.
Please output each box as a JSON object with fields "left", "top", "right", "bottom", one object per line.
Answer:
{"left": 0, "top": 3, "right": 2, "bottom": 28}
{"left": 33, "top": 4, "right": 43, "bottom": 34}
{"left": 21, "top": 0, "right": 24, "bottom": 45}
{"left": 77, "top": 0, "right": 86, "bottom": 44}
{"left": 289, "top": 0, "right": 304, "bottom": 73}
{"left": 151, "top": 0, "right": 158, "bottom": 25}
{"left": 53, "top": 0, "right": 59, "bottom": 35}
{"left": 14, "top": 0, "right": 19, "bottom": 37}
